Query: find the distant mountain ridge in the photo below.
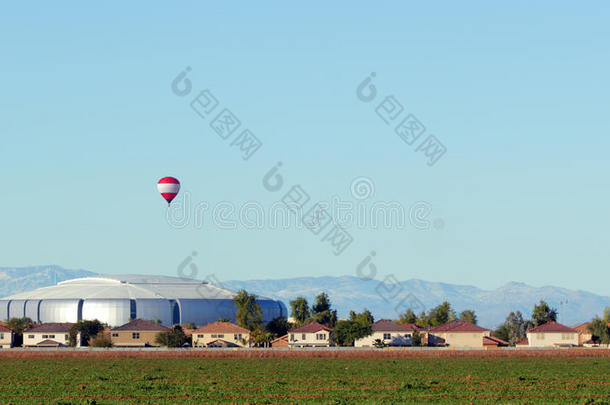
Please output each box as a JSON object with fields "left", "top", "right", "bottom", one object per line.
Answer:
{"left": 0, "top": 266, "right": 607, "bottom": 328}
{"left": 0, "top": 266, "right": 97, "bottom": 298}
{"left": 223, "top": 277, "right": 609, "bottom": 328}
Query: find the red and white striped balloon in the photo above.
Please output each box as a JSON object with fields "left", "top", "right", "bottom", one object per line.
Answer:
{"left": 157, "top": 177, "right": 181, "bottom": 206}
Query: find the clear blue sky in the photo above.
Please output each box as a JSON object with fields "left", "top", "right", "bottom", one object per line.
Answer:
{"left": 1, "top": 3, "right": 609, "bottom": 294}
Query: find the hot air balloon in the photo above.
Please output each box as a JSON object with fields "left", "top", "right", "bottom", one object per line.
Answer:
{"left": 157, "top": 177, "right": 180, "bottom": 206}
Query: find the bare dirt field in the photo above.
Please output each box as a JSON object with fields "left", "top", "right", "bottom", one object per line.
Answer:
{"left": 1, "top": 347, "right": 609, "bottom": 359}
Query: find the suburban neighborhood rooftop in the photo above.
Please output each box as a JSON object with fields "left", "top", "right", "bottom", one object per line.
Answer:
{"left": 527, "top": 321, "right": 576, "bottom": 333}
{"left": 289, "top": 321, "right": 332, "bottom": 333}
{"left": 26, "top": 322, "right": 74, "bottom": 333}
{"left": 111, "top": 319, "right": 168, "bottom": 332}
{"left": 194, "top": 321, "right": 249, "bottom": 334}
{"left": 428, "top": 320, "right": 491, "bottom": 333}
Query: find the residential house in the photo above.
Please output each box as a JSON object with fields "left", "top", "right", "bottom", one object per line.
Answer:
{"left": 192, "top": 321, "right": 250, "bottom": 348}
{"left": 0, "top": 325, "right": 13, "bottom": 348}
{"left": 24, "top": 323, "right": 74, "bottom": 347}
{"left": 427, "top": 320, "right": 492, "bottom": 348}
{"left": 525, "top": 322, "right": 578, "bottom": 347}
{"left": 573, "top": 322, "right": 592, "bottom": 346}
{"left": 354, "top": 320, "right": 415, "bottom": 347}
{"left": 515, "top": 337, "right": 529, "bottom": 348}
{"left": 110, "top": 319, "right": 168, "bottom": 347}
{"left": 482, "top": 335, "right": 509, "bottom": 349}
{"left": 288, "top": 321, "right": 332, "bottom": 347}
{"left": 271, "top": 334, "right": 289, "bottom": 348}
{"left": 402, "top": 323, "right": 428, "bottom": 346}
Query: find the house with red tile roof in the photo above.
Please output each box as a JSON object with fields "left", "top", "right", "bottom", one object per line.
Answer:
{"left": 482, "top": 335, "right": 509, "bottom": 349}
{"left": 271, "top": 334, "right": 289, "bottom": 348}
{"left": 110, "top": 319, "right": 168, "bottom": 347}
{"left": 515, "top": 337, "right": 529, "bottom": 348}
{"left": 427, "top": 320, "right": 492, "bottom": 348}
{"left": 354, "top": 320, "right": 417, "bottom": 347}
{"left": 23, "top": 323, "right": 74, "bottom": 347}
{"left": 0, "top": 324, "right": 13, "bottom": 348}
{"left": 525, "top": 321, "right": 578, "bottom": 347}
{"left": 288, "top": 321, "right": 332, "bottom": 347}
{"left": 192, "top": 321, "right": 250, "bottom": 348}
{"left": 572, "top": 322, "right": 592, "bottom": 346}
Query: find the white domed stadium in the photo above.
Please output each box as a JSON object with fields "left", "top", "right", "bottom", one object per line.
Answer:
{"left": 0, "top": 275, "right": 286, "bottom": 327}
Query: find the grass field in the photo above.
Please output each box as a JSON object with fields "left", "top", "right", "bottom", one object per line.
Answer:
{"left": 1, "top": 352, "right": 610, "bottom": 404}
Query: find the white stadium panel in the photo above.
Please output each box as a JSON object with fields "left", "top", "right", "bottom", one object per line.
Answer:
{"left": 135, "top": 299, "right": 173, "bottom": 327}
{"left": 81, "top": 299, "right": 133, "bottom": 327}
{"left": 38, "top": 299, "right": 81, "bottom": 323}
{"left": 24, "top": 300, "right": 42, "bottom": 323}
{"left": 8, "top": 299, "right": 27, "bottom": 319}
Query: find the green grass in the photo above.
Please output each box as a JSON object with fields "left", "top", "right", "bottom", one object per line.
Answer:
{"left": 1, "top": 357, "right": 610, "bottom": 404}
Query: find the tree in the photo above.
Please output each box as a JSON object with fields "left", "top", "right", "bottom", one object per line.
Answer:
{"left": 155, "top": 325, "right": 188, "bottom": 347}
{"left": 398, "top": 308, "right": 418, "bottom": 325}
{"left": 416, "top": 311, "right": 429, "bottom": 327}
{"left": 311, "top": 293, "right": 337, "bottom": 328}
{"left": 6, "top": 317, "right": 33, "bottom": 347}
{"left": 266, "top": 317, "right": 291, "bottom": 338}
{"left": 250, "top": 327, "right": 274, "bottom": 347}
{"left": 332, "top": 309, "right": 374, "bottom": 346}
{"left": 588, "top": 316, "right": 610, "bottom": 344}
{"left": 290, "top": 296, "right": 311, "bottom": 326}
{"left": 90, "top": 331, "right": 112, "bottom": 348}
{"left": 459, "top": 310, "right": 477, "bottom": 325}
{"left": 493, "top": 311, "right": 532, "bottom": 345}
{"left": 233, "top": 289, "right": 263, "bottom": 331}
{"left": 183, "top": 322, "right": 197, "bottom": 329}
{"left": 531, "top": 300, "right": 558, "bottom": 327}
{"left": 69, "top": 319, "right": 105, "bottom": 347}
{"left": 412, "top": 330, "right": 423, "bottom": 346}
{"left": 427, "top": 302, "right": 456, "bottom": 327}
{"left": 349, "top": 309, "right": 374, "bottom": 326}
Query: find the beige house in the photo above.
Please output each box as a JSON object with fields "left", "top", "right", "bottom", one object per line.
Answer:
{"left": 427, "top": 320, "right": 492, "bottom": 348}
{"left": 355, "top": 320, "right": 416, "bottom": 347}
{"left": 24, "top": 323, "right": 74, "bottom": 347}
{"left": 573, "top": 322, "right": 593, "bottom": 346}
{"left": 0, "top": 325, "right": 13, "bottom": 348}
{"left": 110, "top": 319, "right": 168, "bottom": 347}
{"left": 271, "top": 334, "right": 289, "bottom": 348}
{"left": 288, "top": 321, "right": 332, "bottom": 347}
{"left": 482, "top": 335, "right": 509, "bottom": 349}
{"left": 192, "top": 321, "right": 250, "bottom": 348}
{"left": 526, "top": 321, "right": 578, "bottom": 347}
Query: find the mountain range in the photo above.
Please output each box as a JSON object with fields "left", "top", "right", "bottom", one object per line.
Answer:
{"left": 0, "top": 266, "right": 607, "bottom": 328}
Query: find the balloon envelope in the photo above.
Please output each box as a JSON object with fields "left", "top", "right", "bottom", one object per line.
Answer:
{"left": 157, "top": 177, "right": 180, "bottom": 205}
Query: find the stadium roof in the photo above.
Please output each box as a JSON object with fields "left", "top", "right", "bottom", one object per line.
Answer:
{"left": 1, "top": 275, "right": 239, "bottom": 300}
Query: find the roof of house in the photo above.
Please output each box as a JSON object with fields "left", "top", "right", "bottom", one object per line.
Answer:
{"left": 289, "top": 321, "right": 332, "bottom": 334}
{"left": 401, "top": 323, "right": 423, "bottom": 332}
{"left": 515, "top": 337, "right": 529, "bottom": 345}
{"left": 527, "top": 321, "right": 576, "bottom": 333}
{"left": 483, "top": 335, "right": 510, "bottom": 346}
{"left": 271, "top": 334, "right": 288, "bottom": 344}
{"left": 206, "top": 339, "right": 240, "bottom": 347}
{"left": 0, "top": 324, "right": 12, "bottom": 333}
{"left": 36, "top": 339, "right": 65, "bottom": 347}
{"left": 194, "top": 321, "right": 249, "bottom": 334}
{"left": 428, "top": 320, "right": 490, "bottom": 333}
{"left": 111, "top": 319, "right": 168, "bottom": 332}
{"left": 27, "top": 323, "right": 74, "bottom": 333}
{"left": 372, "top": 320, "right": 409, "bottom": 332}
{"left": 572, "top": 322, "right": 590, "bottom": 334}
